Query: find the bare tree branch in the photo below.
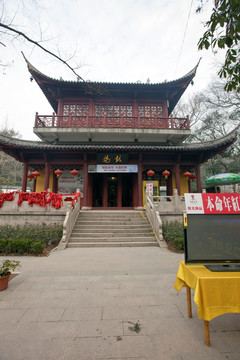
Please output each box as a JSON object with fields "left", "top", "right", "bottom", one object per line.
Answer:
{"left": 0, "top": 22, "right": 84, "bottom": 81}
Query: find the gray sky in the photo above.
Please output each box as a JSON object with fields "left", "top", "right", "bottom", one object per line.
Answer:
{"left": 0, "top": 0, "right": 225, "bottom": 140}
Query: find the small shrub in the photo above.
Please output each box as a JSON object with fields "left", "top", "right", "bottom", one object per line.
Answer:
{"left": 162, "top": 220, "right": 184, "bottom": 242}
{"left": 173, "top": 237, "right": 184, "bottom": 250}
{"left": 0, "top": 239, "right": 8, "bottom": 253}
{"left": 162, "top": 220, "right": 184, "bottom": 252}
{"left": 0, "top": 224, "right": 63, "bottom": 252}
{"left": 30, "top": 241, "right": 44, "bottom": 255}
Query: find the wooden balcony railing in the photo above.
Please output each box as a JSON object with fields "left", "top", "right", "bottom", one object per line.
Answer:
{"left": 34, "top": 113, "right": 190, "bottom": 130}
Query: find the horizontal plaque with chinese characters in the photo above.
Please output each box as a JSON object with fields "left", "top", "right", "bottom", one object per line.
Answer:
{"left": 88, "top": 165, "right": 138, "bottom": 173}
{"left": 185, "top": 193, "right": 240, "bottom": 214}
{"left": 97, "top": 153, "right": 128, "bottom": 164}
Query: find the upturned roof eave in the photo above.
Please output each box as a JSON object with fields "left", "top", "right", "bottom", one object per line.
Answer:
{"left": 23, "top": 55, "right": 200, "bottom": 113}
{"left": 0, "top": 124, "right": 238, "bottom": 154}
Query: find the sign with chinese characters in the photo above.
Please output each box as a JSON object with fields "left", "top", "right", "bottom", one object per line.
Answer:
{"left": 97, "top": 153, "right": 128, "bottom": 164}
{"left": 88, "top": 165, "right": 138, "bottom": 173}
{"left": 146, "top": 182, "right": 153, "bottom": 196}
{"left": 185, "top": 193, "right": 240, "bottom": 214}
{"left": 58, "top": 170, "right": 83, "bottom": 194}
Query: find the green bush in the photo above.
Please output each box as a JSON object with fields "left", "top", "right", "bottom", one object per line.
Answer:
{"left": 162, "top": 220, "right": 184, "bottom": 242}
{"left": 0, "top": 239, "right": 8, "bottom": 252}
{"left": 0, "top": 224, "right": 62, "bottom": 245}
{"left": 173, "top": 237, "right": 184, "bottom": 250}
{"left": 162, "top": 220, "right": 184, "bottom": 252}
{"left": 0, "top": 224, "right": 63, "bottom": 255}
{"left": 30, "top": 241, "right": 44, "bottom": 255}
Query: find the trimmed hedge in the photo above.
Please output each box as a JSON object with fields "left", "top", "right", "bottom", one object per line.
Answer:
{"left": 0, "top": 224, "right": 62, "bottom": 255}
{"left": 162, "top": 220, "right": 184, "bottom": 251}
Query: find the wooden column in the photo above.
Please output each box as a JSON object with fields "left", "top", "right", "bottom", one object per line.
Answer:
{"left": 21, "top": 163, "right": 28, "bottom": 192}
{"left": 83, "top": 154, "right": 88, "bottom": 207}
{"left": 195, "top": 163, "right": 202, "bottom": 193}
{"left": 44, "top": 164, "right": 51, "bottom": 190}
{"left": 174, "top": 164, "right": 181, "bottom": 195}
{"left": 138, "top": 154, "right": 143, "bottom": 207}
{"left": 103, "top": 174, "right": 108, "bottom": 207}
{"left": 33, "top": 178, "right": 36, "bottom": 192}
{"left": 52, "top": 173, "right": 57, "bottom": 193}
{"left": 117, "top": 174, "right": 122, "bottom": 207}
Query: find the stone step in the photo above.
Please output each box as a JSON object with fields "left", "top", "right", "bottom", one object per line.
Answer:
{"left": 70, "top": 231, "right": 153, "bottom": 238}
{"left": 73, "top": 225, "right": 150, "bottom": 230}
{"left": 67, "top": 241, "right": 158, "bottom": 248}
{"left": 67, "top": 210, "right": 157, "bottom": 248}
{"left": 77, "top": 215, "right": 145, "bottom": 220}
{"left": 72, "top": 227, "right": 153, "bottom": 234}
{"left": 75, "top": 220, "right": 146, "bottom": 226}
{"left": 69, "top": 236, "right": 155, "bottom": 242}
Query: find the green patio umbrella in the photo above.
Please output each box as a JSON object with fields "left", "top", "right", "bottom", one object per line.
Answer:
{"left": 205, "top": 173, "right": 240, "bottom": 186}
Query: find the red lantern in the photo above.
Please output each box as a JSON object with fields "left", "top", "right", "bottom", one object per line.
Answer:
{"left": 27, "top": 173, "right": 34, "bottom": 180}
{"left": 184, "top": 171, "right": 192, "bottom": 178}
{"left": 147, "top": 170, "right": 155, "bottom": 177}
{"left": 70, "top": 169, "right": 79, "bottom": 176}
{"left": 32, "top": 171, "right": 40, "bottom": 177}
{"left": 162, "top": 170, "right": 170, "bottom": 179}
{"left": 189, "top": 174, "right": 196, "bottom": 180}
{"left": 54, "top": 169, "right": 63, "bottom": 178}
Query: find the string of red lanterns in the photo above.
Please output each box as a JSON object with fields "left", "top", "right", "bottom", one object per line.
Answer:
{"left": 28, "top": 169, "right": 79, "bottom": 181}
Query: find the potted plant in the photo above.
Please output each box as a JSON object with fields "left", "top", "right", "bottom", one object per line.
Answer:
{"left": 0, "top": 259, "right": 21, "bottom": 291}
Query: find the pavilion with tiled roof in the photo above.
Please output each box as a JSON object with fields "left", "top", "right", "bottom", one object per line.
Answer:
{"left": 0, "top": 59, "right": 237, "bottom": 209}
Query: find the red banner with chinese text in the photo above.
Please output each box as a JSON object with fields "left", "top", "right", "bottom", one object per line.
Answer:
{"left": 185, "top": 193, "right": 240, "bottom": 214}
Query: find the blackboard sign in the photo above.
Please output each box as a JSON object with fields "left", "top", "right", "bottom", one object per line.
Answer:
{"left": 184, "top": 193, "right": 240, "bottom": 268}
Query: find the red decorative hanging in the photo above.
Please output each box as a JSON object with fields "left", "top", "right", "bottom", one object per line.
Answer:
{"left": 189, "top": 174, "right": 197, "bottom": 180}
{"left": 162, "top": 170, "right": 170, "bottom": 179}
{"left": 147, "top": 170, "right": 155, "bottom": 177}
{"left": 70, "top": 169, "right": 79, "bottom": 176}
{"left": 54, "top": 169, "right": 63, "bottom": 178}
{"left": 184, "top": 171, "right": 192, "bottom": 178}
{"left": 27, "top": 174, "right": 34, "bottom": 180}
{"left": 32, "top": 171, "right": 40, "bottom": 177}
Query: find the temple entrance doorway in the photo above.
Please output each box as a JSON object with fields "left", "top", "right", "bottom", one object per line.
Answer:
{"left": 108, "top": 176, "right": 118, "bottom": 207}
{"left": 92, "top": 173, "right": 134, "bottom": 209}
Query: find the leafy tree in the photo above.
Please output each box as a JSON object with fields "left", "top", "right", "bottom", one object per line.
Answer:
{"left": 174, "top": 77, "right": 240, "bottom": 178}
{"left": 0, "top": 126, "right": 24, "bottom": 190}
{"left": 197, "top": 0, "right": 240, "bottom": 92}
{"left": 0, "top": 0, "right": 83, "bottom": 80}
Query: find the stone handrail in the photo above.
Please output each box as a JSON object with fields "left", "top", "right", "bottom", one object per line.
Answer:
{"left": 145, "top": 194, "right": 165, "bottom": 247}
{"left": 57, "top": 196, "right": 80, "bottom": 250}
{"left": 150, "top": 190, "right": 185, "bottom": 214}
{"left": 145, "top": 190, "right": 186, "bottom": 247}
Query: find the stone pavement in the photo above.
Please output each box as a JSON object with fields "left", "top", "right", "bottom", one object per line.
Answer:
{"left": 0, "top": 247, "right": 239, "bottom": 360}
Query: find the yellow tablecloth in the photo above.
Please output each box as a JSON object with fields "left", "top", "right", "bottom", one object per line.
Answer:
{"left": 174, "top": 261, "right": 240, "bottom": 321}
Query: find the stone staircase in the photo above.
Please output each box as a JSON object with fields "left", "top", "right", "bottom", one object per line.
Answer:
{"left": 67, "top": 210, "right": 158, "bottom": 248}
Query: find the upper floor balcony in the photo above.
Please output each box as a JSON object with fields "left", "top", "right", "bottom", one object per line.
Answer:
{"left": 34, "top": 113, "right": 191, "bottom": 144}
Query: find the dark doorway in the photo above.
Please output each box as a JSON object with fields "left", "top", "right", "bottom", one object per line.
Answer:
{"left": 108, "top": 176, "right": 118, "bottom": 207}
{"left": 122, "top": 174, "right": 133, "bottom": 207}
{"left": 92, "top": 174, "right": 103, "bottom": 207}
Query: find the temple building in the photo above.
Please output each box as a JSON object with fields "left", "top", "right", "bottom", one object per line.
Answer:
{"left": 0, "top": 59, "right": 238, "bottom": 209}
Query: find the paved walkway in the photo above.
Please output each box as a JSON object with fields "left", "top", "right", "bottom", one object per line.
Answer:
{"left": 0, "top": 247, "right": 239, "bottom": 360}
